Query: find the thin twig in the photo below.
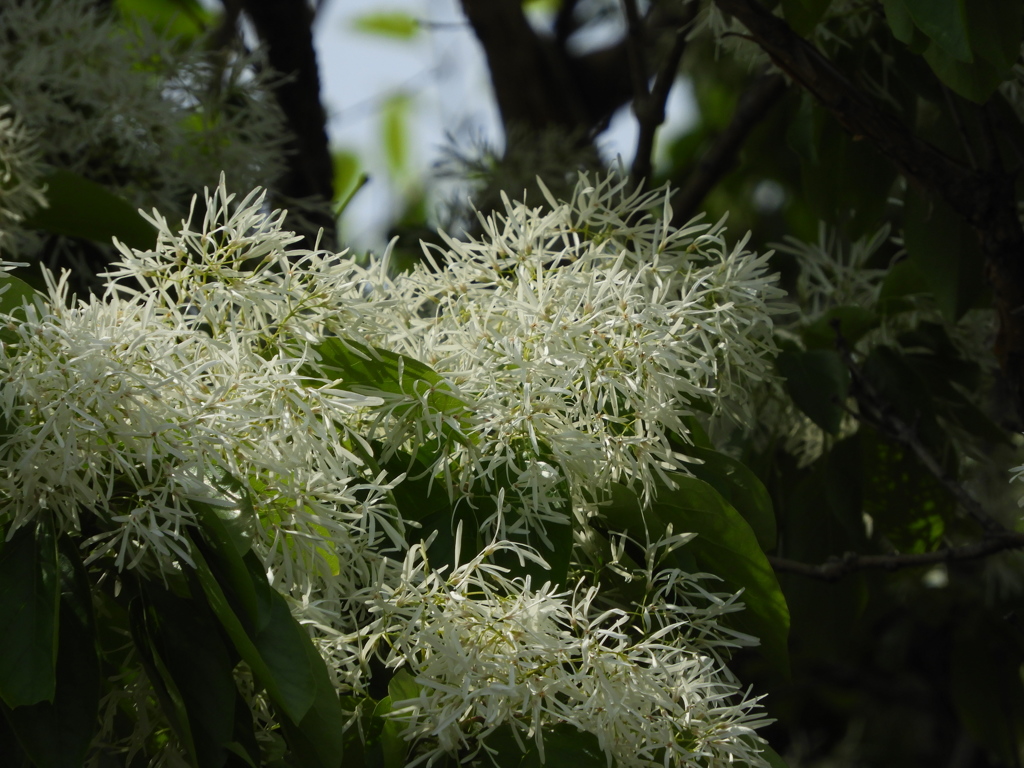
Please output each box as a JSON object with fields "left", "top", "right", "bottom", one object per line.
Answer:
{"left": 621, "top": 0, "right": 651, "bottom": 102}
{"left": 831, "top": 323, "right": 1007, "bottom": 535}
{"left": 769, "top": 533, "right": 1024, "bottom": 581}
{"left": 941, "top": 85, "right": 978, "bottom": 169}
{"left": 628, "top": 2, "right": 701, "bottom": 190}
{"left": 554, "top": 0, "right": 580, "bottom": 50}
{"left": 670, "top": 72, "right": 786, "bottom": 225}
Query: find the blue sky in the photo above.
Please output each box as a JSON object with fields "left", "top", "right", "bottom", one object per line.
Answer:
{"left": 313, "top": 0, "right": 695, "bottom": 248}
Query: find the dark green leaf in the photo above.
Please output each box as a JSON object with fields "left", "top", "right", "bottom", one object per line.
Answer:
{"left": 882, "top": 0, "right": 916, "bottom": 43}
{"left": 951, "top": 611, "right": 1024, "bottom": 765}
{"left": 862, "top": 345, "right": 949, "bottom": 457}
{"left": 1, "top": 537, "right": 99, "bottom": 768}
{"left": 903, "top": 179, "right": 984, "bottom": 322}
{"left": 966, "top": 0, "right": 1024, "bottom": 72}
{"left": 138, "top": 583, "right": 240, "bottom": 768}
{"left": 923, "top": 41, "right": 1004, "bottom": 102}
{"left": 801, "top": 306, "right": 879, "bottom": 350}
{"left": 878, "top": 259, "right": 931, "bottom": 313}
{"left": 903, "top": 0, "right": 972, "bottom": 62}
{"left": 21, "top": 170, "right": 156, "bottom": 251}
{"left": 861, "top": 429, "right": 953, "bottom": 552}
{"left": 781, "top": 0, "right": 832, "bottom": 36}
{"left": 759, "top": 743, "right": 792, "bottom": 768}
{"left": 603, "top": 479, "right": 791, "bottom": 676}
{"left": 475, "top": 723, "right": 607, "bottom": 768}
{"left": 190, "top": 513, "right": 344, "bottom": 768}
{"left": 775, "top": 348, "right": 850, "bottom": 434}
{"left": 190, "top": 544, "right": 313, "bottom": 726}
{"left": 680, "top": 445, "right": 777, "bottom": 551}
{"left": 0, "top": 521, "right": 59, "bottom": 708}
{"left": 0, "top": 274, "right": 38, "bottom": 316}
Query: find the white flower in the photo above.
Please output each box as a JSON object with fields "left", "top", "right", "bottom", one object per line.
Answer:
{"left": 0, "top": 180, "right": 394, "bottom": 591}
{"left": 358, "top": 172, "right": 783, "bottom": 535}
{"left": 356, "top": 534, "right": 770, "bottom": 768}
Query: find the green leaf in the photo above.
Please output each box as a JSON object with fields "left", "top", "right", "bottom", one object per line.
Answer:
{"left": 861, "top": 429, "right": 953, "bottom": 552}
{"left": 352, "top": 11, "right": 421, "bottom": 40}
{"left": 0, "top": 273, "right": 40, "bottom": 352}
{"left": 878, "top": 258, "right": 930, "bottom": 310}
{"left": 381, "top": 93, "right": 413, "bottom": 180}
{"left": 476, "top": 723, "right": 607, "bottom": 768}
{"left": 190, "top": 511, "right": 344, "bottom": 768}
{"left": 862, "top": 345, "right": 949, "bottom": 457}
{"left": 603, "top": 480, "right": 791, "bottom": 676}
{"left": 759, "top": 743, "right": 792, "bottom": 768}
{"left": 0, "top": 521, "right": 59, "bottom": 708}
{"left": 951, "top": 612, "right": 1024, "bottom": 766}
{"left": 313, "top": 338, "right": 466, "bottom": 421}
{"left": 882, "top": 0, "right": 916, "bottom": 43}
{"left": 312, "top": 337, "right": 472, "bottom": 467}
{"left": 332, "top": 149, "right": 367, "bottom": 216}
{"left": 801, "top": 306, "right": 879, "bottom": 350}
{"left": 138, "top": 583, "right": 241, "bottom": 768}
{"left": 0, "top": 274, "right": 38, "bottom": 316}
{"left": 903, "top": 0, "right": 972, "bottom": 62}
{"left": 680, "top": 445, "right": 777, "bottom": 551}
{"left": 922, "top": 41, "right": 1004, "bottom": 102}
{"left": 966, "top": 0, "right": 1024, "bottom": 73}
{"left": 775, "top": 348, "right": 850, "bottom": 434}
{"left": 781, "top": 0, "right": 832, "bottom": 36}
{"left": 115, "top": 0, "right": 213, "bottom": 42}
{"left": 2, "top": 537, "right": 100, "bottom": 768}
{"left": 21, "top": 170, "right": 156, "bottom": 251}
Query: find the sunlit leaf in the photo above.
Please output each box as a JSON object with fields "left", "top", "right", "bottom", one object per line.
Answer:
{"left": 352, "top": 11, "right": 420, "bottom": 40}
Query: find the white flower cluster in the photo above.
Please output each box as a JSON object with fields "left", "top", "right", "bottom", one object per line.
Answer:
{"left": 0, "top": 183, "right": 393, "bottom": 600}
{"left": 359, "top": 174, "right": 782, "bottom": 533}
{"left": 354, "top": 536, "right": 768, "bottom": 768}
{"left": 0, "top": 0, "right": 287, "bottom": 260}
{"left": 0, "top": 105, "right": 48, "bottom": 252}
{"left": 775, "top": 223, "right": 891, "bottom": 322}
{"left": 0, "top": 174, "right": 778, "bottom": 768}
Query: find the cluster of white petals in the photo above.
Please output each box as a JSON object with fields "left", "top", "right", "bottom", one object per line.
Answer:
{"left": 0, "top": 175, "right": 779, "bottom": 768}
{"left": 0, "top": 183, "right": 395, "bottom": 599}
{"left": 352, "top": 535, "right": 768, "bottom": 768}
{"left": 358, "top": 174, "right": 782, "bottom": 531}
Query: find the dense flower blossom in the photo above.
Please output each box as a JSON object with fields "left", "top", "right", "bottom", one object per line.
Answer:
{"left": 1, "top": 176, "right": 778, "bottom": 768}
{"left": 357, "top": 173, "right": 783, "bottom": 537}
{"left": 352, "top": 534, "right": 769, "bottom": 768}
{"left": 0, "top": 182, "right": 395, "bottom": 598}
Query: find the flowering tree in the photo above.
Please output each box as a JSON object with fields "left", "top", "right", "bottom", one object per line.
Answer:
{"left": 0, "top": 2, "right": 1023, "bottom": 768}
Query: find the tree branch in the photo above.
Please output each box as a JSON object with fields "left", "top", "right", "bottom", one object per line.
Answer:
{"left": 830, "top": 324, "right": 1008, "bottom": 535}
{"left": 627, "top": 1, "right": 698, "bottom": 190}
{"left": 769, "top": 532, "right": 1024, "bottom": 581}
{"left": 240, "top": 0, "right": 335, "bottom": 246}
{"left": 670, "top": 71, "right": 786, "bottom": 226}
{"left": 712, "top": 0, "right": 1024, "bottom": 419}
